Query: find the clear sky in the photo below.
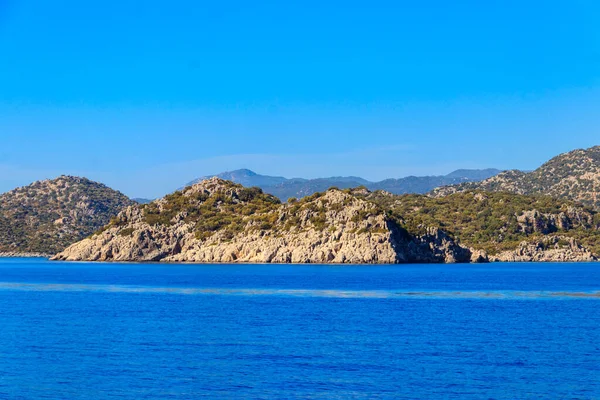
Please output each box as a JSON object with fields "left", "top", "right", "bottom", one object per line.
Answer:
{"left": 1, "top": 0, "right": 599, "bottom": 198}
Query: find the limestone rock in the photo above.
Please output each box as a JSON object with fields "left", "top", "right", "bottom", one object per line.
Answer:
{"left": 53, "top": 179, "right": 473, "bottom": 264}
{"left": 491, "top": 236, "right": 597, "bottom": 262}
{"left": 470, "top": 249, "right": 489, "bottom": 263}
{"left": 52, "top": 178, "right": 600, "bottom": 264}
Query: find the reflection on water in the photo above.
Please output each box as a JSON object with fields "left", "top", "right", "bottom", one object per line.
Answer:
{"left": 1, "top": 282, "right": 598, "bottom": 299}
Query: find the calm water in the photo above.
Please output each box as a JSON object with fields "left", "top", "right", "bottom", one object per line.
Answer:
{"left": 1, "top": 258, "right": 599, "bottom": 399}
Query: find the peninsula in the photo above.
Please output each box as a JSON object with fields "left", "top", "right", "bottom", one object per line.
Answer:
{"left": 53, "top": 177, "right": 599, "bottom": 263}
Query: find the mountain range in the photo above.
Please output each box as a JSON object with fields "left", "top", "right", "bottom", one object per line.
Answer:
{"left": 186, "top": 168, "right": 502, "bottom": 201}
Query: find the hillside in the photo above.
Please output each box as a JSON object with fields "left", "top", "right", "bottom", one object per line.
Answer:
{"left": 187, "top": 168, "right": 501, "bottom": 200}
{"left": 360, "top": 190, "right": 600, "bottom": 260}
{"left": 53, "top": 178, "right": 599, "bottom": 263}
{"left": 432, "top": 146, "right": 600, "bottom": 210}
{"left": 0, "top": 176, "right": 135, "bottom": 254}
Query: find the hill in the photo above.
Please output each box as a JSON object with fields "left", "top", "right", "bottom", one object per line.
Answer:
{"left": 187, "top": 168, "right": 501, "bottom": 201}
{"left": 53, "top": 178, "right": 599, "bottom": 263}
{"left": 361, "top": 190, "right": 600, "bottom": 261}
{"left": 432, "top": 146, "right": 600, "bottom": 210}
{"left": 0, "top": 176, "right": 135, "bottom": 254}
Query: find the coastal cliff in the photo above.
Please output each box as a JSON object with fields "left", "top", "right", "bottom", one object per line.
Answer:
{"left": 491, "top": 236, "right": 596, "bottom": 262}
{"left": 53, "top": 178, "right": 599, "bottom": 263}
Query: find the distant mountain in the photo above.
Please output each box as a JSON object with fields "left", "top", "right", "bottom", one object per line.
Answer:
{"left": 445, "top": 168, "right": 504, "bottom": 180}
{"left": 185, "top": 168, "right": 501, "bottom": 201}
{"left": 0, "top": 176, "right": 135, "bottom": 254}
{"left": 187, "top": 169, "right": 293, "bottom": 188}
{"left": 432, "top": 146, "right": 600, "bottom": 210}
{"left": 132, "top": 198, "right": 153, "bottom": 204}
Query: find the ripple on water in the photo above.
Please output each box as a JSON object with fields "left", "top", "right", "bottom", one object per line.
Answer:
{"left": 0, "top": 282, "right": 599, "bottom": 299}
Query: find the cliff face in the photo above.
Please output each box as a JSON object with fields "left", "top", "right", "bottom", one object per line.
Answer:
{"left": 0, "top": 176, "right": 135, "bottom": 254}
{"left": 359, "top": 190, "right": 600, "bottom": 261}
{"left": 491, "top": 237, "right": 596, "bottom": 262}
{"left": 53, "top": 178, "right": 472, "bottom": 264}
{"left": 431, "top": 146, "right": 600, "bottom": 210}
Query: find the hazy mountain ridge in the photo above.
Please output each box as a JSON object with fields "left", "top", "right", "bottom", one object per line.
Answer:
{"left": 187, "top": 168, "right": 502, "bottom": 201}
{"left": 54, "top": 178, "right": 599, "bottom": 263}
{"left": 132, "top": 198, "right": 153, "bottom": 204}
{"left": 432, "top": 146, "right": 600, "bottom": 210}
{"left": 0, "top": 176, "right": 135, "bottom": 254}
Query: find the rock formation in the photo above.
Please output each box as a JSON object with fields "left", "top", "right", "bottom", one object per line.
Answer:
{"left": 53, "top": 178, "right": 600, "bottom": 264}
{"left": 53, "top": 178, "right": 472, "bottom": 263}
{"left": 491, "top": 236, "right": 597, "bottom": 262}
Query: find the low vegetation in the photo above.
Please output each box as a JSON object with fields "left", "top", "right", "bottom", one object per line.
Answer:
{"left": 361, "top": 190, "right": 600, "bottom": 256}
{"left": 83, "top": 175, "right": 600, "bottom": 258}
{"left": 140, "top": 182, "right": 281, "bottom": 241}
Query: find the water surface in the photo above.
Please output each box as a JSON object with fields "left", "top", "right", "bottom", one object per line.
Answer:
{"left": 1, "top": 258, "right": 599, "bottom": 399}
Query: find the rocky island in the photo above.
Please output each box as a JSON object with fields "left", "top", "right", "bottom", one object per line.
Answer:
{"left": 53, "top": 177, "right": 599, "bottom": 263}
{"left": 0, "top": 176, "right": 135, "bottom": 255}
{"left": 0, "top": 145, "right": 596, "bottom": 264}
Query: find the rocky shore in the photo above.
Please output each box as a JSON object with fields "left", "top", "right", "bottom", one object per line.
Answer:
{"left": 53, "top": 183, "right": 473, "bottom": 264}
{"left": 0, "top": 252, "right": 51, "bottom": 258}
{"left": 490, "top": 237, "right": 597, "bottom": 262}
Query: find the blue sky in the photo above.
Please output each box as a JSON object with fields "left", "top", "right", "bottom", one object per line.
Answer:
{"left": 1, "top": 0, "right": 599, "bottom": 198}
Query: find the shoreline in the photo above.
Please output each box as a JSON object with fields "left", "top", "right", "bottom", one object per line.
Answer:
{"left": 47, "top": 258, "right": 600, "bottom": 264}
{"left": 0, "top": 252, "right": 51, "bottom": 258}
{"left": 1, "top": 252, "right": 598, "bottom": 264}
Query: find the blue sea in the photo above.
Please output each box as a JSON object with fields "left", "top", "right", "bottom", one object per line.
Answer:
{"left": 1, "top": 258, "right": 599, "bottom": 399}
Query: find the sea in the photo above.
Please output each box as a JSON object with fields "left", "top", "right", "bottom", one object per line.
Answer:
{"left": 0, "top": 258, "right": 599, "bottom": 399}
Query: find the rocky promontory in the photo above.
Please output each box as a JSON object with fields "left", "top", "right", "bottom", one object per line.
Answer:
{"left": 491, "top": 236, "right": 596, "bottom": 262}
{"left": 53, "top": 178, "right": 600, "bottom": 263}
{"left": 53, "top": 178, "right": 474, "bottom": 263}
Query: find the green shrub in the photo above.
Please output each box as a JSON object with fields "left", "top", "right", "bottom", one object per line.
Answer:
{"left": 118, "top": 228, "right": 135, "bottom": 237}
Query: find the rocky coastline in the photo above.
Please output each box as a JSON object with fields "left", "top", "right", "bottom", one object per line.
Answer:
{"left": 490, "top": 237, "right": 597, "bottom": 263}
{"left": 0, "top": 252, "right": 51, "bottom": 258}
{"left": 53, "top": 178, "right": 599, "bottom": 264}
